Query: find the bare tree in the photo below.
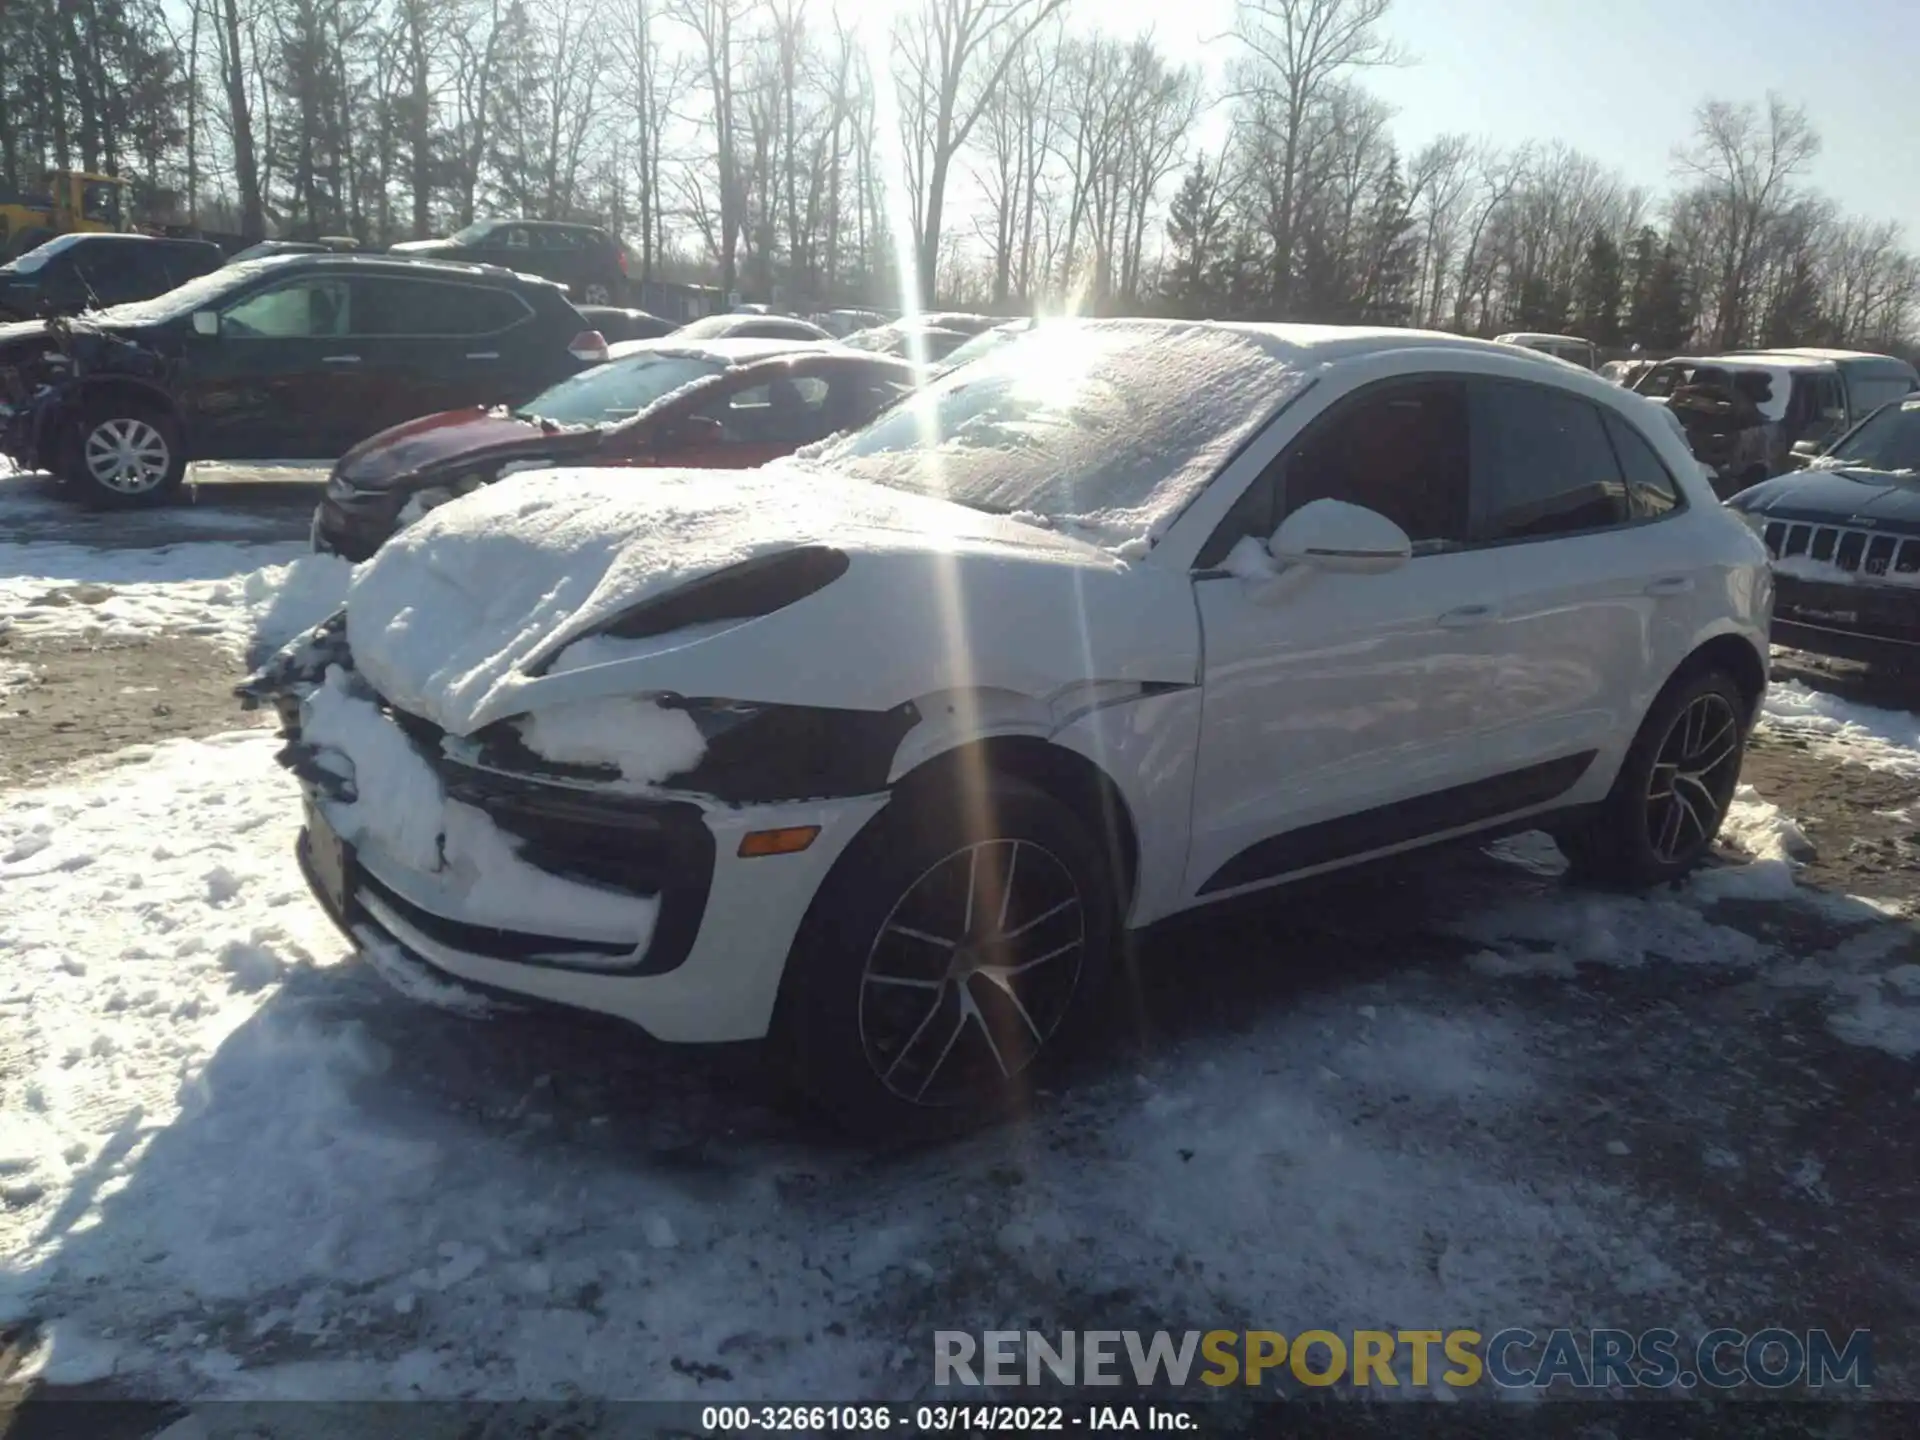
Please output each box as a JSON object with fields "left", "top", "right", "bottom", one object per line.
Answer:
{"left": 1673, "top": 93, "right": 1821, "bottom": 348}
{"left": 893, "top": 0, "right": 1069, "bottom": 299}
{"left": 1228, "top": 0, "right": 1402, "bottom": 314}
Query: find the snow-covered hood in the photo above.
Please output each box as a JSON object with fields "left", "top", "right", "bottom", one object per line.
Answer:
{"left": 335, "top": 407, "right": 604, "bottom": 489}
{"left": 345, "top": 465, "right": 1199, "bottom": 736}
{"left": 1733, "top": 466, "right": 1920, "bottom": 534}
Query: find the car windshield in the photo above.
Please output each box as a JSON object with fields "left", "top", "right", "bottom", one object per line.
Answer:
{"left": 811, "top": 321, "right": 1309, "bottom": 546}
{"left": 515, "top": 353, "right": 724, "bottom": 425}
{"left": 2, "top": 232, "right": 88, "bottom": 274}
{"left": 450, "top": 222, "right": 494, "bottom": 245}
{"left": 937, "top": 324, "right": 1031, "bottom": 372}
{"left": 1822, "top": 398, "right": 1920, "bottom": 475}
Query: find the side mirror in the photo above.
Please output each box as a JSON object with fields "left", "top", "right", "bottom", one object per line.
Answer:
{"left": 191, "top": 310, "right": 220, "bottom": 336}
{"left": 1791, "top": 439, "right": 1823, "bottom": 461}
{"left": 1268, "top": 498, "right": 1413, "bottom": 575}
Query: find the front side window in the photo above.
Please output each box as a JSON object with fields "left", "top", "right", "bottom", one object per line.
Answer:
{"left": 220, "top": 278, "right": 351, "bottom": 337}
{"left": 1470, "top": 379, "right": 1629, "bottom": 541}
{"left": 1282, "top": 380, "right": 1472, "bottom": 552}
{"left": 696, "top": 374, "right": 834, "bottom": 444}
{"left": 81, "top": 181, "right": 120, "bottom": 225}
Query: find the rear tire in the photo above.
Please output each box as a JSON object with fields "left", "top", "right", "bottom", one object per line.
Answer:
{"left": 67, "top": 399, "right": 185, "bottom": 508}
{"left": 773, "top": 775, "right": 1119, "bottom": 1141}
{"left": 1560, "top": 668, "right": 1748, "bottom": 888}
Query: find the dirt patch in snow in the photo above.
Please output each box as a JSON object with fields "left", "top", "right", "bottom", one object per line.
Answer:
{"left": 0, "top": 631, "right": 267, "bottom": 785}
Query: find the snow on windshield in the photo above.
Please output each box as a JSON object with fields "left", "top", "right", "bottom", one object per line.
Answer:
{"left": 814, "top": 321, "right": 1309, "bottom": 546}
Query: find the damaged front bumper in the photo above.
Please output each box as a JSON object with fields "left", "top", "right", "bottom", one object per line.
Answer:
{"left": 243, "top": 616, "right": 890, "bottom": 1042}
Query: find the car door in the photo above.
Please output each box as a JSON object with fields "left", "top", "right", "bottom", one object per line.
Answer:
{"left": 1182, "top": 374, "right": 1521, "bottom": 901}
{"left": 346, "top": 274, "right": 535, "bottom": 435}
{"left": 185, "top": 273, "right": 364, "bottom": 459}
{"left": 1455, "top": 376, "right": 1677, "bottom": 787}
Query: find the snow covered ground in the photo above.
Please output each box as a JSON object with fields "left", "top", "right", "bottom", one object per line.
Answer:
{"left": 3, "top": 485, "right": 1919, "bottom": 1412}
{"left": 0, "top": 474, "right": 350, "bottom": 656}
{"left": 1, "top": 723, "right": 1916, "bottom": 1402}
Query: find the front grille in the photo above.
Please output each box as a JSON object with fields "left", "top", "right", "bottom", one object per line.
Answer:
{"left": 1763, "top": 520, "right": 1920, "bottom": 577}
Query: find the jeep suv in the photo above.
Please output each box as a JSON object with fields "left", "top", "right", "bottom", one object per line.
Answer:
{"left": 0, "top": 254, "right": 604, "bottom": 506}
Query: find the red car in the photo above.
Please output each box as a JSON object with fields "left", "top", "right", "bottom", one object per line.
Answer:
{"left": 311, "top": 338, "right": 917, "bottom": 559}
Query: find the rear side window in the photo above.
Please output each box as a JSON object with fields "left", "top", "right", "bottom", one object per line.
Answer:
{"left": 1469, "top": 379, "right": 1629, "bottom": 542}
{"left": 1851, "top": 375, "right": 1919, "bottom": 414}
{"left": 349, "top": 277, "right": 529, "bottom": 336}
{"left": 1601, "top": 410, "right": 1683, "bottom": 519}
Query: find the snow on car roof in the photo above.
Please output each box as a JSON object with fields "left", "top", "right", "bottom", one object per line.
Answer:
{"left": 604, "top": 336, "right": 836, "bottom": 364}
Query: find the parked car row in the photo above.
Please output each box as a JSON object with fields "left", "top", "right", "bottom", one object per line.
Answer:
{"left": 0, "top": 253, "right": 608, "bottom": 504}
{"left": 238, "top": 317, "right": 1775, "bottom": 1135}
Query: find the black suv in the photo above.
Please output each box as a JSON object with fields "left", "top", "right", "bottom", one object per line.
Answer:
{"left": 0, "top": 253, "right": 602, "bottom": 506}
{"left": 0, "top": 233, "right": 223, "bottom": 320}
{"left": 388, "top": 221, "right": 629, "bottom": 304}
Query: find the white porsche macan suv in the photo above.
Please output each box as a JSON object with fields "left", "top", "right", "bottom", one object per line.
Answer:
{"left": 244, "top": 320, "right": 1772, "bottom": 1135}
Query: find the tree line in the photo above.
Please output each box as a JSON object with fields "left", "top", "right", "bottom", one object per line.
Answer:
{"left": 2, "top": 0, "right": 1915, "bottom": 353}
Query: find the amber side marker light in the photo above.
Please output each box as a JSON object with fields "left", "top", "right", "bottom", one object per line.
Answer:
{"left": 738, "top": 826, "right": 821, "bottom": 858}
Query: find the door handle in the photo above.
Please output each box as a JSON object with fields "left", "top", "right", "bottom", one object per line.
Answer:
{"left": 465, "top": 351, "right": 500, "bottom": 360}
{"left": 1644, "top": 575, "right": 1695, "bottom": 597}
{"left": 321, "top": 354, "right": 361, "bottom": 364}
{"left": 1437, "top": 603, "right": 1500, "bottom": 629}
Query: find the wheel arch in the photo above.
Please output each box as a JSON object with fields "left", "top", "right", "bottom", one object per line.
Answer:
{"left": 887, "top": 735, "right": 1142, "bottom": 910}
{"left": 1667, "top": 629, "right": 1768, "bottom": 729}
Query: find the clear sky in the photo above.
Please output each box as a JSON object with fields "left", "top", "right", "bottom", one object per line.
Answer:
{"left": 1074, "top": 0, "right": 1920, "bottom": 238}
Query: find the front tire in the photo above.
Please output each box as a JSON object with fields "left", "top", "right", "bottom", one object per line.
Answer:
{"left": 774, "top": 775, "right": 1119, "bottom": 1140}
{"left": 1561, "top": 669, "right": 1748, "bottom": 888}
{"left": 69, "top": 401, "right": 185, "bottom": 507}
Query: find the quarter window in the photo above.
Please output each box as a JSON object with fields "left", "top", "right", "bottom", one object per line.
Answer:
{"left": 1469, "top": 379, "right": 1629, "bottom": 542}
{"left": 1601, "top": 411, "right": 1683, "bottom": 519}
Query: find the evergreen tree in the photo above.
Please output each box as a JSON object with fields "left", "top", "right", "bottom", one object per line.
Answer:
{"left": 1163, "top": 159, "right": 1230, "bottom": 317}
{"left": 1358, "top": 157, "right": 1418, "bottom": 326}
{"left": 1512, "top": 274, "right": 1567, "bottom": 333}
{"left": 1573, "top": 230, "right": 1623, "bottom": 346}
{"left": 1763, "top": 253, "right": 1824, "bottom": 347}
{"left": 1628, "top": 241, "right": 1691, "bottom": 351}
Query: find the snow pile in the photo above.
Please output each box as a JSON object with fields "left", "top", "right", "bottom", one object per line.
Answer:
{"left": 515, "top": 697, "right": 705, "bottom": 783}
{"left": 1691, "top": 784, "right": 1812, "bottom": 901}
{"left": 814, "top": 320, "right": 1311, "bottom": 548}
{"left": 343, "top": 464, "right": 1103, "bottom": 734}
{"left": 1759, "top": 681, "right": 1920, "bottom": 777}
{"left": 301, "top": 667, "right": 659, "bottom": 941}
{"left": 0, "top": 535, "right": 350, "bottom": 656}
